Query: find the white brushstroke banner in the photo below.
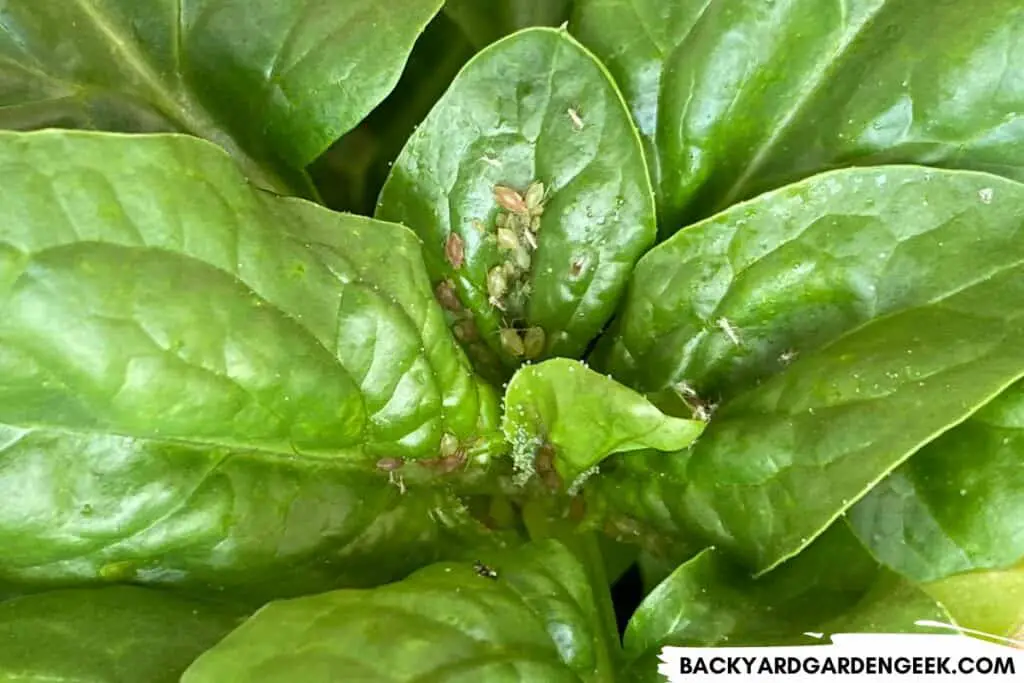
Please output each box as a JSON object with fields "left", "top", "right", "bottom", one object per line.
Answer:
{"left": 658, "top": 627, "right": 1024, "bottom": 682}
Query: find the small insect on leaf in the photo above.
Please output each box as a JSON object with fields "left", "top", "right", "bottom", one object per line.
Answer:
{"left": 453, "top": 319, "right": 479, "bottom": 342}
{"left": 528, "top": 216, "right": 542, "bottom": 234}
{"left": 567, "top": 107, "right": 584, "bottom": 131}
{"left": 445, "top": 233, "right": 465, "bottom": 269}
{"left": 524, "top": 182, "right": 545, "bottom": 216}
{"left": 500, "top": 328, "right": 526, "bottom": 357}
{"left": 522, "top": 326, "right": 546, "bottom": 360}
{"left": 473, "top": 560, "right": 498, "bottom": 580}
{"left": 494, "top": 185, "right": 529, "bottom": 215}
{"left": 522, "top": 227, "right": 538, "bottom": 251}
{"left": 496, "top": 227, "right": 519, "bottom": 251}
{"left": 439, "top": 432, "right": 460, "bottom": 459}
{"left": 716, "top": 317, "right": 742, "bottom": 346}
{"left": 434, "top": 280, "right": 462, "bottom": 312}
{"left": 569, "top": 258, "right": 584, "bottom": 276}
{"left": 376, "top": 457, "right": 404, "bottom": 471}
{"left": 779, "top": 349, "right": 799, "bottom": 366}
{"left": 487, "top": 265, "right": 508, "bottom": 300}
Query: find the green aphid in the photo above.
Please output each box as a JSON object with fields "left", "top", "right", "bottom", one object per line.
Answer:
{"left": 497, "top": 227, "right": 519, "bottom": 251}
{"left": 439, "top": 432, "right": 460, "bottom": 458}
{"left": 512, "top": 245, "right": 532, "bottom": 270}
{"left": 525, "top": 182, "right": 545, "bottom": 217}
{"left": 500, "top": 328, "right": 525, "bottom": 357}
{"left": 487, "top": 265, "right": 508, "bottom": 301}
{"left": 522, "top": 327, "right": 546, "bottom": 359}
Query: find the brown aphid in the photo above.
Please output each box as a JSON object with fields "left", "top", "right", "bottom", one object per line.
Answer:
{"left": 473, "top": 560, "right": 498, "bottom": 580}
{"left": 376, "top": 457, "right": 404, "bottom": 471}
{"left": 569, "top": 259, "right": 584, "bottom": 276}
{"left": 534, "top": 443, "right": 563, "bottom": 490}
{"left": 494, "top": 184, "right": 529, "bottom": 215}
{"left": 522, "top": 327, "right": 546, "bottom": 360}
{"left": 453, "top": 319, "right": 480, "bottom": 342}
{"left": 434, "top": 280, "right": 462, "bottom": 313}
{"left": 420, "top": 449, "right": 467, "bottom": 474}
{"left": 445, "top": 232, "right": 465, "bottom": 269}
{"left": 500, "top": 328, "right": 525, "bottom": 357}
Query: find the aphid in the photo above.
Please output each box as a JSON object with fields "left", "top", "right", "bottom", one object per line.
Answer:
{"left": 439, "top": 432, "right": 460, "bottom": 458}
{"left": 453, "top": 319, "right": 479, "bottom": 342}
{"left": 522, "top": 326, "right": 546, "bottom": 360}
{"left": 672, "top": 380, "right": 700, "bottom": 400}
{"left": 434, "top": 280, "right": 462, "bottom": 312}
{"left": 500, "top": 328, "right": 526, "bottom": 357}
{"left": 487, "top": 265, "right": 508, "bottom": 300}
{"left": 569, "top": 258, "right": 584, "bottom": 276}
{"left": 376, "top": 457, "right": 404, "bottom": 472}
{"left": 496, "top": 227, "right": 519, "bottom": 251}
{"left": 512, "top": 245, "right": 532, "bottom": 270}
{"left": 422, "top": 448, "right": 467, "bottom": 474}
{"left": 567, "top": 107, "right": 584, "bottom": 131}
{"left": 524, "top": 182, "right": 545, "bottom": 216}
{"left": 779, "top": 349, "right": 799, "bottom": 366}
{"left": 445, "top": 233, "right": 465, "bottom": 269}
{"left": 473, "top": 560, "right": 498, "bottom": 579}
{"left": 521, "top": 227, "right": 538, "bottom": 251}
{"left": 528, "top": 216, "right": 542, "bottom": 233}
{"left": 494, "top": 184, "right": 529, "bottom": 215}
{"left": 716, "top": 317, "right": 742, "bottom": 346}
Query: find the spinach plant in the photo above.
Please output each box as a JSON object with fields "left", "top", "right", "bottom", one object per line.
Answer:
{"left": 1, "top": 1, "right": 1022, "bottom": 680}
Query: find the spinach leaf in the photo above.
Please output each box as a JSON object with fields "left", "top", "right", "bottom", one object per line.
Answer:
{"left": 925, "top": 565, "right": 1024, "bottom": 642}
{"left": 444, "top": 0, "right": 573, "bottom": 48}
{"left": 850, "top": 382, "right": 1024, "bottom": 582}
{"left": 591, "top": 167, "right": 1024, "bottom": 572}
{"left": 572, "top": 0, "right": 1024, "bottom": 230}
{"left": 0, "top": 586, "right": 244, "bottom": 682}
{"left": 621, "top": 526, "right": 949, "bottom": 682}
{"left": 0, "top": 130, "right": 503, "bottom": 595}
{"left": 503, "top": 358, "right": 703, "bottom": 491}
{"left": 0, "top": 0, "right": 444, "bottom": 194}
{"left": 377, "top": 27, "right": 656, "bottom": 373}
{"left": 181, "top": 540, "right": 619, "bottom": 683}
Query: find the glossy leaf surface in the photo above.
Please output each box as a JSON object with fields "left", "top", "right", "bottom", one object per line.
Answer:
{"left": 0, "top": 0, "right": 443, "bottom": 193}
{"left": 0, "top": 130, "right": 500, "bottom": 593}
{"left": 182, "top": 540, "right": 618, "bottom": 683}
{"left": 572, "top": 0, "right": 1024, "bottom": 230}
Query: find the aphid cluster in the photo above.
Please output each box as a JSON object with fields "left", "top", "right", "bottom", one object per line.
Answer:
{"left": 488, "top": 182, "right": 547, "bottom": 359}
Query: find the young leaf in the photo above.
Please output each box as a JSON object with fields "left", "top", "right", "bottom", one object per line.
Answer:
{"left": 572, "top": 0, "right": 1024, "bottom": 230}
{"left": 0, "top": 130, "right": 502, "bottom": 594}
{"left": 444, "top": 0, "right": 573, "bottom": 48}
{"left": 849, "top": 382, "right": 1024, "bottom": 582}
{"left": 377, "top": 27, "right": 656, "bottom": 371}
{"left": 0, "top": 0, "right": 444, "bottom": 194}
{"left": 0, "top": 586, "right": 245, "bottom": 683}
{"left": 503, "top": 359, "right": 704, "bottom": 490}
{"left": 181, "top": 540, "right": 620, "bottom": 683}
{"left": 621, "top": 527, "right": 949, "bottom": 682}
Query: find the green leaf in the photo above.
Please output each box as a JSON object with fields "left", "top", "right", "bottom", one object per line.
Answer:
{"left": 503, "top": 359, "right": 703, "bottom": 490}
{"left": 591, "top": 167, "right": 1024, "bottom": 572}
{"left": 376, "top": 27, "right": 656, "bottom": 373}
{"left": 0, "top": 0, "right": 444, "bottom": 194}
{"left": 595, "top": 167, "right": 1024, "bottom": 399}
{"left": 181, "top": 540, "right": 619, "bottom": 683}
{"left": 621, "top": 527, "right": 948, "bottom": 682}
{"left": 849, "top": 383, "right": 1024, "bottom": 582}
{"left": 444, "top": 0, "right": 573, "bottom": 48}
{"left": 0, "top": 586, "right": 244, "bottom": 682}
{"left": 924, "top": 564, "right": 1024, "bottom": 641}
{"left": 571, "top": 0, "right": 1024, "bottom": 230}
{"left": 0, "top": 130, "right": 502, "bottom": 594}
